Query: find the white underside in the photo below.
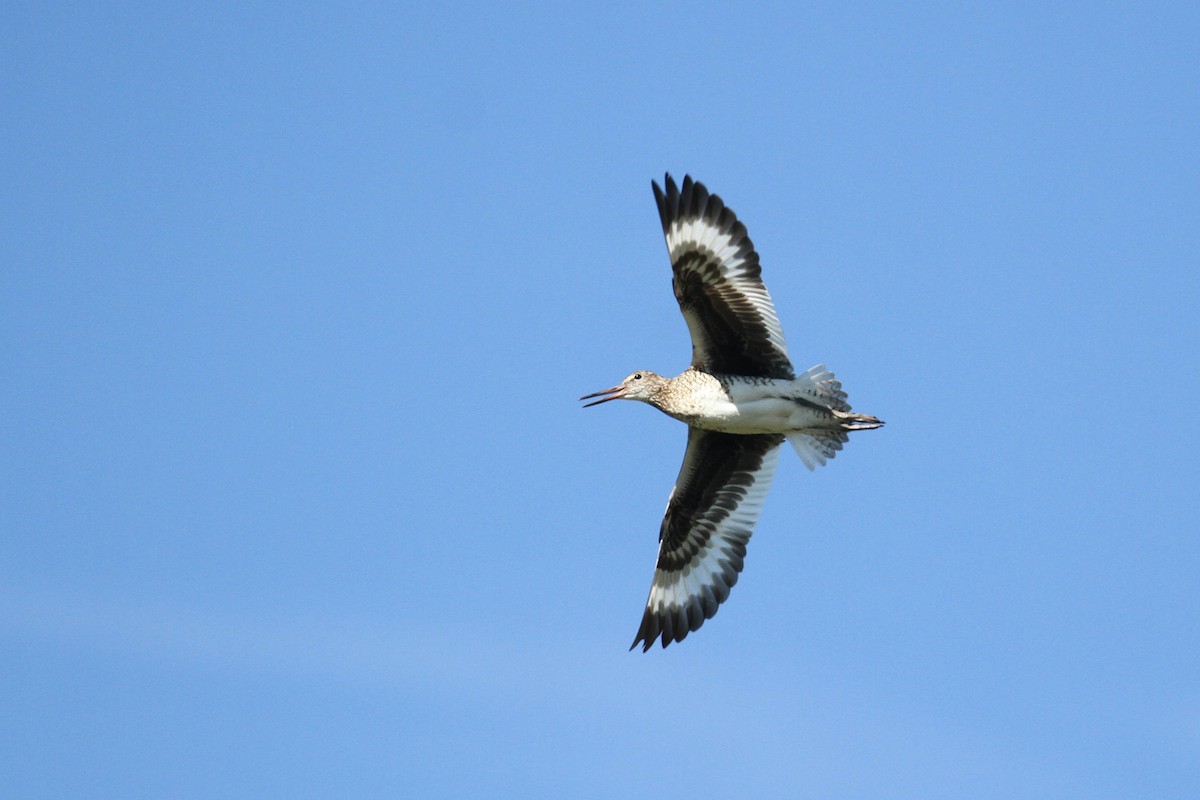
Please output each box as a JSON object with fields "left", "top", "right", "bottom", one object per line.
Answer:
{"left": 686, "top": 395, "right": 836, "bottom": 434}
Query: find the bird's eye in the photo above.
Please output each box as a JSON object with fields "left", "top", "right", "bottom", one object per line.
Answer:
{"left": 633, "top": 373, "right": 642, "bottom": 380}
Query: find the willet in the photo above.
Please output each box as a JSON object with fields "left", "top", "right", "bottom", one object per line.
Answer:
{"left": 582, "top": 174, "right": 883, "bottom": 651}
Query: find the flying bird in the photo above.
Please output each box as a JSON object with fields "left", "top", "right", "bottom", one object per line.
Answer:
{"left": 581, "top": 174, "right": 883, "bottom": 651}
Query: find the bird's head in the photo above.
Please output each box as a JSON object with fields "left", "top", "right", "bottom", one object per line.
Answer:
{"left": 580, "top": 371, "right": 666, "bottom": 407}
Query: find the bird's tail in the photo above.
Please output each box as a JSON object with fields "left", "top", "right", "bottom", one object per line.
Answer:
{"left": 796, "top": 364, "right": 849, "bottom": 411}
{"left": 787, "top": 431, "right": 847, "bottom": 471}
{"left": 787, "top": 365, "right": 884, "bottom": 470}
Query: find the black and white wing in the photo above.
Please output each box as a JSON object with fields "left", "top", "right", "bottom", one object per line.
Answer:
{"left": 653, "top": 174, "right": 794, "bottom": 379}
{"left": 631, "top": 428, "right": 784, "bottom": 651}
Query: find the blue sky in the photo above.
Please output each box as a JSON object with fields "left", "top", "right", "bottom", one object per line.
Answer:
{"left": 3, "top": 3, "right": 1198, "bottom": 797}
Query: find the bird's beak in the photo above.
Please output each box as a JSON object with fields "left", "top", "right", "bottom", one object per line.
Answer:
{"left": 579, "top": 385, "right": 625, "bottom": 407}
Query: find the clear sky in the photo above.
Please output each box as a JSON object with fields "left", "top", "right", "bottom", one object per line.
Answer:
{"left": 3, "top": 3, "right": 1198, "bottom": 798}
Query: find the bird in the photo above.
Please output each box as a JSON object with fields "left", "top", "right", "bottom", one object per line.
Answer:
{"left": 581, "top": 174, "right": 883, "bottom": 652}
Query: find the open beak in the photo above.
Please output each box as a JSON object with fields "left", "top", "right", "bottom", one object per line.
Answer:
{"left": 579, "top": 385, "right": 625, "bottom": 407}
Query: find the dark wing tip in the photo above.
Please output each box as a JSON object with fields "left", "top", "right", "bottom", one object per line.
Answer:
{"left": 653, "top": 173, "right": 721, "bottom": 234}
{"left": 653, "top": 173, "right": 740, "bottom": 244}
{"left": 652, "top": 172, "right": 685, "bottom": 235}
{"left": 628, "top": 579, "right": 731, "bottom": 652}
{"left": 628, "top": 606, "right": 708, "bottom": 652}
{"left": 630, "top": 607, "right": 668, "bottom": 652}
{"left": 630, "top": 610, "right": 660, "bottom": 652}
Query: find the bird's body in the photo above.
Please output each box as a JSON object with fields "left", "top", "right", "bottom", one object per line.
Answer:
{"left": 581, "top": 175, "right": 883, "bottom": 651}
{"left": 613, "top": 367, "right": 881, "bottom": 436}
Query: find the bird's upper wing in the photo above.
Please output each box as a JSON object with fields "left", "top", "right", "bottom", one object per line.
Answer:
{"left": 631, "top": 428, "right": 784, "bottom": 651}
{"left": 653, "top": 174, "right": 794, "bottom": 379}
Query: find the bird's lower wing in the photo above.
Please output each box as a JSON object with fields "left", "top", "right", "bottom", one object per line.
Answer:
{"left": 631, "top": 428, "right": 784, "bottom": 651}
